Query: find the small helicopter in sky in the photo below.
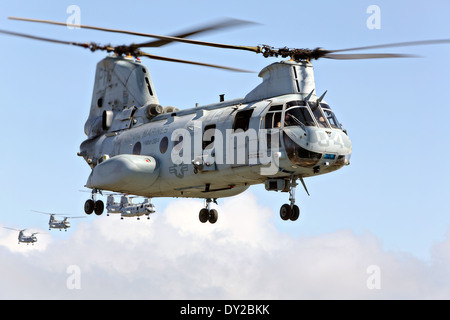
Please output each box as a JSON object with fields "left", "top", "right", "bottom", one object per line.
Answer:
{"left": 2, "top": 17, "right": 450, "bottom": 224}
{"left": 3, "top": 227, "right": 41, "bottom": 245}
{"left": 103, "top": 194, "right": 156, "bottom": 220}
{"left": 32, "top": 210, "right": 86, "bottom": 231}
{"left": 81, "top": 190, "right": 155, "bottom": 219}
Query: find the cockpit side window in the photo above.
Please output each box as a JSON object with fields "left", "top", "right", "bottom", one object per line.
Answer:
{"left": 264, "top": 105, "right": 283, "bottom": 128}
{"left": 321, "top": 103, "right": 342, "bottom": 129}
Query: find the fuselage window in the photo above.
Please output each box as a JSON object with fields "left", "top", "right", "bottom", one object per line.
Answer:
{"left": 132, "top": 141, "right": 142, "bottom": 155}
{"left": 159, "top": 136, "right": 169, "bottom": 154}
{"left": 233, "top": 109, "right": 254, "bottom": 132}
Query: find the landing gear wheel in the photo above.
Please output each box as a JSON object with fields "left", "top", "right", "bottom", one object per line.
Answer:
{"left": 94, "top": 200, "right": 104, "bottom": 216}
{"left": 84, "top": 199, "right": 95, "bottom": 215}
{"left": 290, "top": 205, "right": 300, "bottom": 221}
{"left": 280, "top": 204, "right": 292, "bottom": 221}
{"left": 199, "top": 208, "right": 209, "bottom": 223}
{"left": 208, "top": 209, "right": 218, "bottom": 224}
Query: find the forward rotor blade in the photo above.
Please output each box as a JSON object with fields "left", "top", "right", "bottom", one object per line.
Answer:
{"left": 8, "top": 17, "right": 261, "bottom": 53}
{"left": 31, "top": 210, "right": 68, "bottom": 216}
{"left": 139, "top": 18, "right": 256, "bottom": 48}
{"left": 324, "top": 53, "right": 416, "bottom": 60}
{"left": 3, "top": 227, "right": 23, "bottom": 231}
{"left": 138, "top": 51, "right": 253, "bottom": 72}
{"left": 0, "top": 29, "right": 89, "bottom": 48}
{"left": 330, "top": 39, "right": 450, "bottom": 53}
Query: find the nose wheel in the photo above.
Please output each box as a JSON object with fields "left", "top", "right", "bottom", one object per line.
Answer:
{"left": 199, "top": 198, "right": 218, "bottom": 224}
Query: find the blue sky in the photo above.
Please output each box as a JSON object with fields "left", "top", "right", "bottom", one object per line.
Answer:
{"left": 0, "top": 0, "right": 449, "bottom": 299}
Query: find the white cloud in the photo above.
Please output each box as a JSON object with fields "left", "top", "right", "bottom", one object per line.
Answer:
{"left": 0, "top": 191, "right": 449, "bottom": 299}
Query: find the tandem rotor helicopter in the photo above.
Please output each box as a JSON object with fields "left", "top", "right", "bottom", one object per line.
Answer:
{"left": 105, "top": 194, "right": 156, "bottom": 220}
{"left": 2, "top": 17, "right": 449, "bottom": 224}
{"left": 32, "top": 210, "right": 86, "bottom": 231}
{"left": 3, "top": 227, "right": 42, "bottom": 245}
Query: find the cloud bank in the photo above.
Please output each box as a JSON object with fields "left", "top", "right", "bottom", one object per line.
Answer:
{"left": 1, "top": 192, "right": 449, "bottom": 299}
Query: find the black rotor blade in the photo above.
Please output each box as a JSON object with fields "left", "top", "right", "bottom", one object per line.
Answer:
{"left": 0, "top": 29, "right": 90, "bottom": 48}
{"left": 3, "top": 227, "right": 21, "bottom": 231}
{"left": 8, "top": 17, "right": 261, "bottom": 53}
{"left": 324, "top": 53, "right": 416, "bottom": 60}
{"left": 138, "top": 18, "right": 256, "bottom": 48}
{"left": 138, "top": 51, "right": 253, "bottom": 73}
{"left": 330, "top": 39, "right": 450, "bottom": 53}
{"left": 31, "top": 210, "right": 68, "bottom": 216}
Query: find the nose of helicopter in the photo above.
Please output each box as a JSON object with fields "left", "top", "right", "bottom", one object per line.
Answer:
{"left": 282, "top": 126, "right": 352, "bottom": 174}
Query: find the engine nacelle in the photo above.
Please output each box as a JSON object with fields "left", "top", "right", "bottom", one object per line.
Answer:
{"left": 86, "top": 154, "right": 159, "bottom": 191}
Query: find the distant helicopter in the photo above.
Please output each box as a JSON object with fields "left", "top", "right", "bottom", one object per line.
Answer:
{"left": 2, "top": 17, "right": 450, "bottom": 224}
{"left": 3, "top": 227, "right": 41, "bottom": 245}
{"left": 103, "top": 194, "right": 156, "bottom": 220}
{"left": 32, "top": 210, "right": 86, "bottom": 231}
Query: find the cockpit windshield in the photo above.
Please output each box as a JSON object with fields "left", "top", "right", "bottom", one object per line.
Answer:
{"left": 264, "top": 100, "right": 343, "bottom": 130}
{"left": 307, "top": 102, "right": 329, "bottom": 128}
{"left": 285, "top": 101, "right": 315, "bottom": 127}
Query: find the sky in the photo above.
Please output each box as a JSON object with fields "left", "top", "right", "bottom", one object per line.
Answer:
{"left": 0, "top": 0, "right": 450, "bottom": 300}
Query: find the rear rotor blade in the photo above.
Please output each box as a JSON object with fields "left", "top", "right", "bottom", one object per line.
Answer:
{"left": 324, "top": 53, "right": 416, "bottom": 60}
{"left": 138, "top": 51, "right": 254, "bottom": 73}
{"left": 330, "top": 39, "right": 450, "bottom": 53}
{"left": 8, "top": 16, "right": 261, "bottom": 53}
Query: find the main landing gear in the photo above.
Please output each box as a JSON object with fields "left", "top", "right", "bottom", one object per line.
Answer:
{"left": 280, "top": 204, "right": 300, "bottom": 221}
{"left": 84, "top": 188, "right": 104, "bottom": 216}
{"left": 199, "top": 198, "right": 218, "bottom": 224}
{"left": 279, "top": 176, "right": 308, "bottom": 222}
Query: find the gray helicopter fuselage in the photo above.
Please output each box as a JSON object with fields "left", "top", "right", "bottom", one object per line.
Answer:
{"left": 79, "top": 57, "right": 352, "bottom": 199}
{"left": 106, "top": 195, "right": 155, "bottom": 218}
{"left": 49, "top": 220, "right": 70, "bottom": 229}
{"left": 18, "top": 231, "right": 37, "bottom": 244}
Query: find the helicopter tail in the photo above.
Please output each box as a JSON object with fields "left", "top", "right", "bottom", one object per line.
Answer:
{"left": 84, "top": 56, "right": 161, "bottom": 139}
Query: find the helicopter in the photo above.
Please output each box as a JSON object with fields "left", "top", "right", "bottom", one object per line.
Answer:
{"left": 32, "top": 210, "right": 86, "bottom": 231}
{"left": 3, "top": 227, "right": 41, "bottom": 245}
{"left": 104, "top": 194, "right": 156, "bottom": 220}
{"left": 2, "top": 17, "right": 450, "bottom": 224}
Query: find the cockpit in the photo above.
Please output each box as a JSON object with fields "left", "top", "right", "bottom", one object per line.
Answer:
{"left": 265, "top": 100, "right": 342, "bottom": 130}
{"left": 264, "top": 99, "right": 351, "bottom": 172}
